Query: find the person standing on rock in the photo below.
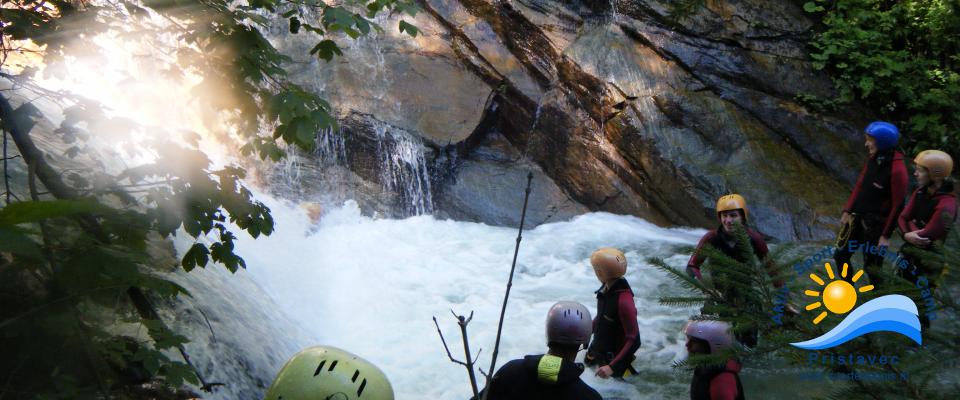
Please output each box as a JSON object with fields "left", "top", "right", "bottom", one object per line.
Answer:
{"left": 686, "top": 194, "right": 782, "bottom": 347}
{"left": 478, "top": 301, "right": 602, "bottom": 400}
{"left": 834, "top": 121, "right": 909, "bottom": 286}
{"left": 684, "top": 319, "right": 744, "bottom": 400}
{"left": 897, "top": 150, "right": 956, "bottom": 327}
{"left": 584, "top": 248, "right": 641, "bottom": 379}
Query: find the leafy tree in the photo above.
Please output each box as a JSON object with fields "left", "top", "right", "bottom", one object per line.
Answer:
{"left": 801, "top": 0, "right": 960, "bottom": 159}
{"left": 1, "top": 0, "right": 418, "bottom": 397}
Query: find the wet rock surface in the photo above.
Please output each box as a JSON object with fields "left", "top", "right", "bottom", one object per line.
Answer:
{"left": 270, "top": 0, "right": 872, "bottom": 240}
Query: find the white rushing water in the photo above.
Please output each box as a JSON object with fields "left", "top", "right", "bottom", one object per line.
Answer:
{"left": 16, "top": 13, "right": 707, "bottom": 398}
{"left": 202, "top": 192, "right": 706, "bottom": 399}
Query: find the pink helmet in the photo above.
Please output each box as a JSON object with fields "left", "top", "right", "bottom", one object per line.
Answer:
{"left": 683, "top": 320, "right": 733, "bottom": 354}
{"left": 546, "top": 301, "right": 592, "bottom": 348}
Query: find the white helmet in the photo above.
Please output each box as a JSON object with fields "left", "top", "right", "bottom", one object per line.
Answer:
{"left": 683, "top": 320, "right": 733, "bottom": 354}
{"left": 545, "top": 301, "right": 592, "bottom": 348}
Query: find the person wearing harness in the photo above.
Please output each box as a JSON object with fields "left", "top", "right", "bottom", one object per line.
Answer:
{"left": 897, "top": 150, "right": 956, "bottom": 327}
{"left": 835, "top": 121, "right": 909, "bottom": 286}
{"left": 686, "top": 194, "right": 782, "bottom": 347}
{"left": 584, "top": 248, "right": 641, "bottom": 379}
{"left": 264, "top": 345, "right": 394, "bottom": 400}
{"left": 684, "top": 319, "right": 744, "bottom": 400}
{"left": 478, "top": 301, "right": 602, "bottom": 400}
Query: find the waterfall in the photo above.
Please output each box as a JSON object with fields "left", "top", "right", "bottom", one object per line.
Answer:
{"left": 370, "top": 120, "right": 435, "bottom": 216}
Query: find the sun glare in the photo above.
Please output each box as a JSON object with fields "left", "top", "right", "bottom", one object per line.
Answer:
{"left": 804, "top": 263, "right": 874, "bottom": 324}
{"left": 23, "top": 26, "right": 236, "bottom": 170}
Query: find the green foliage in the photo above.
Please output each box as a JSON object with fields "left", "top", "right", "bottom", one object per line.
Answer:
{"left": 0, "top": 0, "right": 421, "bottom": 397}
{"left": 802, "top": 0, "right": 960, "bottom": 158}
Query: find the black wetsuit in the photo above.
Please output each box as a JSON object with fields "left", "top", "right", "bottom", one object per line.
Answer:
{"left": 585, "top": 278, "right": 640, "bottom": 378}
{"left": 477, "top": 354, "right": 602, "bottom": 400}
{"left": 835, "top": 150, "right": 908, "bottom": 286}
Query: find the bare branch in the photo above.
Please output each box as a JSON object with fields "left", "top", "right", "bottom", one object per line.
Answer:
{"left": 432, "top": 316, "right": 467, "bottom": 367}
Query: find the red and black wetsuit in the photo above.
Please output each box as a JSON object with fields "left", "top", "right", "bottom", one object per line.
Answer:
{"left": 898, "top": 181, "right": 958, "bottom": 247}
{"left": 686, "top": 226, "right": 778, "bottom": 347}
{"left": 690, "top": 359, "right": 745, "bottom": 400}
{"left": 896, "top": 180, "right": 957, "bottom": 298}
{"left": 585, "top": 277, "right": 640, "bottom": 378}
{"left": 686, "top": 227, "right": 770, "bottom": 281}
{"left": 835, "top": 150, "right": 909, "bottom": 284}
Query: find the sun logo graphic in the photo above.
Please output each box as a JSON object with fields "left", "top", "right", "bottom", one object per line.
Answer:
{"left": 803, "top": 262, "right": 874, "bottom": 324}
{"left": 790, "top": 262, "right": 923, "bottom": 350}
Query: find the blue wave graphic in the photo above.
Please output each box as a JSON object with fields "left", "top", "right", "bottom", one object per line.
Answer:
{"left": 790, "top": 295, "right": 921, "bottom": 350}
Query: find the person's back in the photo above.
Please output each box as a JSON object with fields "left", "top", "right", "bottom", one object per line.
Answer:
{"left": 690, "top": 359, "right": 744, "bottom": 400}
{"left": 483, "top": 354, "right": 602, "bottom": 400}
{"left": 684, "top": 320, "right": 745, "bottom": 400}
{"left": 478, "top": 301, "right": 602, "bottom": 400}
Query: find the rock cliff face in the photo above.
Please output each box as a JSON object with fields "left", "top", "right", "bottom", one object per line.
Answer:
{"left": 268, "top": 0, "right": 873, "bottom": 240}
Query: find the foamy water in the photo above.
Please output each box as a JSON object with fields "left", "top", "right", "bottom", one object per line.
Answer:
{"left": 205, "top": 193, "right": 706, "bottom": 399}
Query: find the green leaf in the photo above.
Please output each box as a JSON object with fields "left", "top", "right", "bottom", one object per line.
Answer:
{"left": 289, "top": 16, "right": 301, "bottom": 34}
{"left": 295, "top": 117, "right": 315, "bottom": 145}
{"left": 399, "top": 20, "right": 419, "bottom": 37}
{"left": 355, "top": 17, "right": 371, "bottom": 35}
{"left": 803, "top": 2, "right": 825, "bottom": 13}
{"left": 343, "top": 27, "right": 361, "bottom": 39}
{"left": 181, "top": 243, "right": 210, "bottom": 271}
{"left": 859, "top": 76, "right": 875, "bottom": 97}
{"left": 0, "top": 226, "right": 43, "bottom": 259}
{"left": 309, "top": 40, "right": 343, "bottom": 62}
{"left": 0, "top": 199, "right": 109, "bottom": 226}
{"left": 163, "top": 362, "right": 200, "bottom": 386}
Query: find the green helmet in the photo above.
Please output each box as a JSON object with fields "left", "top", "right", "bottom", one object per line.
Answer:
{"left": 264, "top": 346, "right": 394, "bottom": 400}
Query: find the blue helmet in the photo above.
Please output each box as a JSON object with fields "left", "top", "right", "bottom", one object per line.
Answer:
{"left": 865, "top": 121, "right": 900, "bottom": 151}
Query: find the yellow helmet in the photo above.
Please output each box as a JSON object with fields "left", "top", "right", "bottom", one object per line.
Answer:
{"left": 590, "top": 248, "right": 627, "bottom": 281}
{"left": 716, "top": 194, "right": 748, "bottom": 221}
{"left": 914, "top": 150, "right": 954, "bottom": 179}
{"left": 264, "top": 346, "right": 394, "bottom": 400}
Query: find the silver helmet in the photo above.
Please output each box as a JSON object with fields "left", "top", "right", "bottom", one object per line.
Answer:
{"left": 683, "top": 320, "right": 733, "bottom": 354}
{"left": 545, "top": 301, "right": 592, "bottom": 348}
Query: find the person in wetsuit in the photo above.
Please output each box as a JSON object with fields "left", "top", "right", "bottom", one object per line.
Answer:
{"left": 684, "top": 319, "right": 744, "bottom": 400}
{"left": 897, "top": 150, "right": 956, "bottom": 327}
{"left": 835, "top": 121, "right": 909, "bottom": 286}
{"left": 686, "top": 194, "right": 782, "bottom": 347}
{"left": 584, "top": 248, "right": 641, "bottom": 379}
{"left": 479, "top": 301, "right": 602, "bottom": 400}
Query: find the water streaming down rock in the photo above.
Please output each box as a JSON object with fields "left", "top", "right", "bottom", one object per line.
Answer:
{"left": 316, "top": 125, "right": 348, "bottom": 166}
{"left": 370, "top": 120, "right": 435, "bottom": 216}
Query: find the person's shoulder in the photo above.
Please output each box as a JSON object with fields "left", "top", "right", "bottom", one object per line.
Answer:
{"left": 499, "top": 358, "right": 530, "bottom": 372}
{"left": 611, "top": 278, "right": 633, "bottom": 293}
{"left": 746, "top": 228, "right": 767, "bottom": 243}
{"left": 494, "top": 357, "right": 533, "bottom": 381}
{"left": 700, "top": 229, "right": 719, "bottom": 241}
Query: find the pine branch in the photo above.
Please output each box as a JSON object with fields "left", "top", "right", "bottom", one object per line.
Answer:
{"left": 647, "top": 257, "right": 715, "bottom": 295}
